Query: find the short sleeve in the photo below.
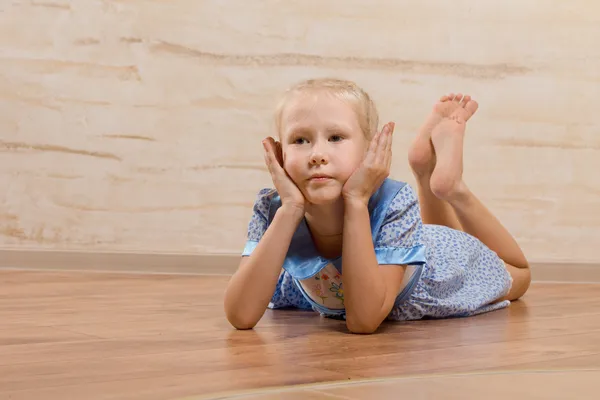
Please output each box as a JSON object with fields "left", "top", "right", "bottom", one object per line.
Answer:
{"left": 373, "top": 184, "right": 427, "bottom": 266}
{"left": 241, "top": 188, "right": 274, "bottom": 256}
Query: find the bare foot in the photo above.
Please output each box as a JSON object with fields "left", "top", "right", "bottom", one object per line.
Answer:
{"left": 429, "top": 97, "right": 479, "bottom": 201}
{"left": 408, "top": 93, "right": 462, "bottom": 179}
{"left": 408, "top": 93, "right": 475, "bottom": 179}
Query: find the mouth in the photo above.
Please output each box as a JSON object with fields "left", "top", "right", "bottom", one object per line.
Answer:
{"left": 308, "top": 174, "right": 333, "bottom": 182}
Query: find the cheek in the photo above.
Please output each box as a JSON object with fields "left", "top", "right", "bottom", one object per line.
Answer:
{"left": 283, "top": 152, "right": 303, "bottom": 177}
{"left": 338, "top": 146, "right": 365, "bottom": 174}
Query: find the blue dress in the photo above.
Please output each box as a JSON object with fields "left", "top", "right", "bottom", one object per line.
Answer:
{"left": 242, "top": 178, "right": 513, "bottom": 321}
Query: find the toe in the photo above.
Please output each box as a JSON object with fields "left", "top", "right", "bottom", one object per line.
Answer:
{"left": 450, "top": 99, "right": 478, "bottom": 122}
{"left": 460, "top": 95, "right": 471, "bottom": 107}
{"left": 453, "top": 93, "right": 463, "bottom": 103}
{"left": 464, "top": 100, "right": 479, "bottom": 116}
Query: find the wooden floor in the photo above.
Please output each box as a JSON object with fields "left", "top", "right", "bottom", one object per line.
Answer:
{"left": 1, "top": 270, "right": 599, "bottom": 399}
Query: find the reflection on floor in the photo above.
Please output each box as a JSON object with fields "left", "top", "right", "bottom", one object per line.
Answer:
{"left": 1, "top": 270, "right": 599, "bottom": 399}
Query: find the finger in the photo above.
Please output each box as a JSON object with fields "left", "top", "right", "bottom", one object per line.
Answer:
{"left": 386, "top": 153, "right": 392, "bottom": 172}
{"left": 384, "top": 122, "right": 394, "bottom": 168}
{"left": 365, "top": 130, "right": 381, "bottom": 164}
{"left": 375, "top": 124, "right": 390, "bottom": 160}
{"left": 384, "top": 122, "right": 394, "bottom": 154}
{"left": 369, "top": 130, "right": 381, "bottom": 151}
{"left": 264, "top": 138, "right": 277, "bottom": 157}
{"left": 385, "top": 142, "right": 392, "bottom": 171}
{"left": 264, "top": 152, "right": 274, "bottom": 175}
{"left": 263, "top": 139, "right": 282, "bottom": 174}
{"left": 262, "top": 137, "right": 275, "bottom": 154}
{"left": 263, "top": 142, "right": 274, "bottom": 170}
{"left": 369, "top": 128, "right": 385, "bottom": 164}
{"left": 275, "top": 141, "right": 284, "bottom": 167}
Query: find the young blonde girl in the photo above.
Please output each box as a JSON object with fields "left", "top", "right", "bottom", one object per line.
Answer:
{"left": 224, "top": 78, "right": 531, "bottom": 334}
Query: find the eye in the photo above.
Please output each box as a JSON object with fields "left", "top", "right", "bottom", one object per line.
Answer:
{"left": 330, "top": 135, "right": 343, "bottom": 142}
{"left": 292, "top": 137, "right": 308, "bottom": 145}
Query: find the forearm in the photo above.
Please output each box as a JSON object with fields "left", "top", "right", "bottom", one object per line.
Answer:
{"left": 224, "top": 205, "right": 304, "bottom": 329}
{"left": 342, "top": 199, "right": 388, "bottom": 333}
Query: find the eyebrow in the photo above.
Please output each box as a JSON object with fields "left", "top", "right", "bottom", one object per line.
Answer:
{"left": 325, "top": 125, "right": 350, "bottom": 134}
{"left": 286, "top": 124, "right": 352, "bottom": 136}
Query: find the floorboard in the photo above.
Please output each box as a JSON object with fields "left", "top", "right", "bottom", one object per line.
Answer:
{"left": 1, "top": 270, "right": 599, "bottom": 399}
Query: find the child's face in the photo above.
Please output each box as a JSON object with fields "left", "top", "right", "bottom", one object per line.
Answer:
{"left": 279, "top": 92, "right": 369, "bottom": 205}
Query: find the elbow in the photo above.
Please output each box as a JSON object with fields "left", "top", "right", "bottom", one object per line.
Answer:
{"left": 345, "top": 315, "right": 380, "bottom": 335}
{"left": 225, "top": 309, "right": 259, "bottom": 330}
{"left": 230, "top": 320, "right": 257, "bottom": 331}
{"left": 223, "top": 285, "right": 269, "bottom": 330}
{"left": 223, "top": 296, "right": 260, "bottom": 330}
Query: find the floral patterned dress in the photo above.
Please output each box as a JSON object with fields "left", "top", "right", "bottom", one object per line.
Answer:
{"left": 242, "top": 178, "right": 513, "bottom": 321}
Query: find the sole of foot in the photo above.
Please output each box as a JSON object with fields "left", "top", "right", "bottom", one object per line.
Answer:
{"left": 428, "top": 96, "right": 479, "bottom": 201}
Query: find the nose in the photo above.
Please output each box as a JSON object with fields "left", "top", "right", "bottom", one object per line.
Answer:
{"left": 309, "top": 139, "right": 329, "bottom": 166}
{"left": 310, "top": 151, "right": 328, "bottom": 166}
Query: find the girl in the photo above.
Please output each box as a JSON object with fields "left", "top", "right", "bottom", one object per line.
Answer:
{"left": 223, "top": 78, "right": 531, "bottom": 334}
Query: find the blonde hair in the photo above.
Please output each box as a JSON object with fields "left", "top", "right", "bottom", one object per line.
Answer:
{"left": 274, "top": 78, "right": 379, "bottom": 139}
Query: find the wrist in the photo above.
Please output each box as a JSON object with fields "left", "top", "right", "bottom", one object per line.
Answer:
{"left": 343, "top": 195, "right": 369, "bottom": 211}
{"left": 278, "top": 204, "right": 305, "bottom": 222}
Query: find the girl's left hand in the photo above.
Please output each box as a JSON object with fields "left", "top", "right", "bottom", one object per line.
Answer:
{"left": 342, "top": 122, "right": 395, "bottom": 206}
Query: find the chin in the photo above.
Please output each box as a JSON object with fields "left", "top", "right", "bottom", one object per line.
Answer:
{"left": 303, "top": 186, "right": 343, "bottom": 205}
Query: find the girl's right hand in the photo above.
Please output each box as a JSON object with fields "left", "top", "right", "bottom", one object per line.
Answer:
{"left": 262, "top": 137, "right": 305, "bottom": 213}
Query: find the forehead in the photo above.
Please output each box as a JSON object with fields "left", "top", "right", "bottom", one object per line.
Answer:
{"left": 279, "top": 91, "right": 361, "bottom": 136}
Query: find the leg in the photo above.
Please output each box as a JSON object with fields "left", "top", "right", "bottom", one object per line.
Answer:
{"left": 409, "top": 94, "right": 531, "bottom": 300}
{"left": 445, "top": 185, "right": 529, "bottom": 269}
{"left": 429, "top": 104, "right": 529, "bottom": 270}
{"left": 450, "top": 188, "right": 531, "bottom": 300}
{"left": 414, "top": 174, "right": 462, "bottom": 230}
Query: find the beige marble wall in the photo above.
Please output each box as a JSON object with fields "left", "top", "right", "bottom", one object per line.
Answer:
{"left": 1, "top": 0, "right": 598, "bottom": 263}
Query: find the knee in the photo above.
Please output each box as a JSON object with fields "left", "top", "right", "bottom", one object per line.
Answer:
{"left": 520, "top": 266, "right": 532, "bottom": 291}
{"left": 508, "top": 265, "right": 531, "bottom": 301}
